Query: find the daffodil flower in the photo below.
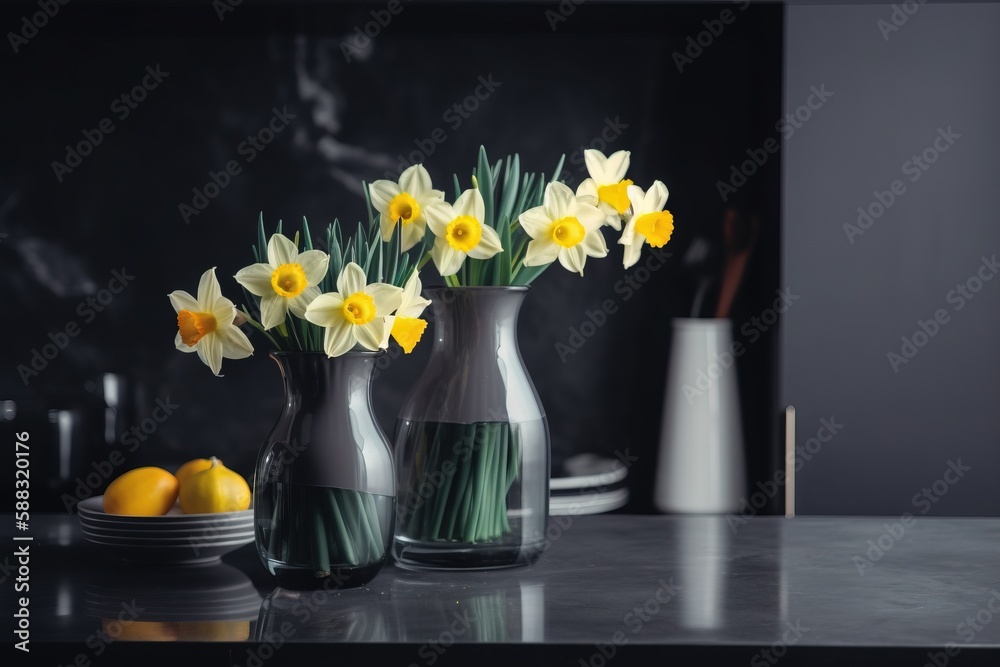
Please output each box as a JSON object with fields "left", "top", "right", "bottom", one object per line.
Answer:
{"left": 368, "top": 164, "right": 445, "bottom": 252}
{"left": 519, "top": 181, "right": 608, "bottom": 276}
{"left": 304, "top": 262, "right": 404, "bottom": 358}
{"left": 380, "top": 270, "right": 432, "bottom": 354}
{"left": 169, "top": 267, "right": 254, "bottom": 376}
{"left": 576, "top": 149, "right": 633, "bottom": 230}
{"left": 425, "top": 188, "right": 503, "bottom": 276}
{"left": 620, "top": 181, "right": 674, "bottom": 269}
{"left": 233, "top": 233, "right": 330, "bottom": 331}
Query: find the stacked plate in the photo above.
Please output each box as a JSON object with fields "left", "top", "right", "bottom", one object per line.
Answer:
{"left": 550, "top": 453, "right": 629, "bottom": 516}
{"left": 77, "top": 496, "right": 254, "bottom": 565}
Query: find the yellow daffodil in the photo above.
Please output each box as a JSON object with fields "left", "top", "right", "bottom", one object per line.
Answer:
{"left": 380, "top": 270, "right": 432, "bottom": 354}
{"left": 233, "top": 233, "right": 329, "bottom": 331}
{"left": 425, "top": 188, "right": 503, "bottom": 276}
{"left": 620, "top": 181, "right": 674, "bottom": 269}
{"left": 304, "top": 262, "right": 403, "bottom": 357}
{"left": 576, "top": 149, "right": 633, "bottom": 230}
{"left": 519, "top": 182, "right": 607, "bottom": 276}
{"left": 368, "top": 164, "right": 445, "bottom": 252}
{"left": 169, "top": 267, "right": 253, "bottom": 376}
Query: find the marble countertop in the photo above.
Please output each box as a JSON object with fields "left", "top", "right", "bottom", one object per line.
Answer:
{"left": 7, "top": 513, "right": 1000, "bottom": 665}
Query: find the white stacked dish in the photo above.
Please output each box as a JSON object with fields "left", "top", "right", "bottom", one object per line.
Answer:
{"left": 77, "top": 496, "right": 254, "bottom": 564}
{"left": 550, "top": 453, "right": 629, "bottom": 516}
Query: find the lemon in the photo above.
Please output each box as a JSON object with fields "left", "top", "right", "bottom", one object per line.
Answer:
{"left": 103, "top": 467, "right": 179, "bottom": 516}
{"left": 175, "top": 458, "right": 217, "bottom": 488}
{"left": 179, "top": 457, "right": 251, "bottom": 514}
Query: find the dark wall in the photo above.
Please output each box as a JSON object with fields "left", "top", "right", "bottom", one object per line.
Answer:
{"left": 783, "top": 3, "right": 1000, "bottom": 516}
{"left": 0, "top": 2, "right": 782, "bottom": 513}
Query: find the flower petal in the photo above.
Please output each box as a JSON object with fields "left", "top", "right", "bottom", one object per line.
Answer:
{"left": 468, "top": 225, "right": 503, "bottom": 259}
{"left": 626, "top": 184, "right": 647, "bottom": 216}
{"left": 323, "top": 321, "right": 356, "bottom": 357}
{"left": 623, "top": 238, "right": 643, "bottom": 269}
{"left": 369, "top": 180, "right": 400, "bottom": 214}
{"left": 399, "top": 164, "right": 432, "bottom": 195}
{"left": 518, "top": 206, "right": 551, "bottom": 239}
{"left": 168, "top": 290, "right": 200, "bottom": 314}
{"left": 582, "top": 229, "right": 609, "bottom": 257}
{"left": 431, "top": 238, "right": 466, "bottom": 276}
{"left": 212, "top": 298, "right": 238, "bottom": 327}
{"left": 218, "top": 325, "right": 254, "bottom": 360}
{"left": 603, "top": 150, "right": 630, "bottom": 183}
{"left": 267, "top": 233, "right": 298, "bottom": 267}
{"left": 297, "top": 250, "right": 330, "bottom": 285}
{"left": 337, "top": 262, "right": 367, "bottom": 296}
{"left": 425, "top": 201, "right": 454, "bottom": 237}
{"left": 573, "top": 201, "right": 607, "bottom": 230}
{"left": 233, "top": 263, "right": 274, "bottom": 297}
{"left": 576, "top": 179, "right": 599, "bottom": 206}
{"left": 583, "top": 149, "right": 608, "bottom": 183}
{"left": 643, "top": 180, "right": 669, "bottom": 213}
{"left": 196, "top": 333, "right": 224, "bottom": 376}
{"left": 400, "top": 219, "right": 425, "bottom": 252}
{"left": 174, "top": 331, "right": 198, "bottom": 353}
{"left": 305, "top": 293, "right": 346, "bottom": 327}
{"left": 558, "top": 245, "right": 588, "bottom": 276}
{"left": 288, "top": 285, "right": 321, "bottom": 318}
{"left": 523, "top": 238, "right": 560, "bottom": 267}
{"left": 544, "top": 182, "right": 574, "bottom": 219}
{"left": 355, "top": 319, "right": 385, "bottom": 351}
{"left": 453, "top": 188, "right": 484, "bottom": 221}
{"left": 365, "top": 282, "right": 404, "bottom": 315}
{"left": 196, "top": 267, "right": 222, "bottom": 308}
{"left": 259, "top": 293, "right": 288, "bottom": 330}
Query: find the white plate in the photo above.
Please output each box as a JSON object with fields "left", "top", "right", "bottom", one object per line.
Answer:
{"left": 550, "top": 454, "right": 628, "bottom": 491}
{"left": 78, "top": 496, "right": 253, "bottom": 522}
{"left": 78, "top": 519, "right": 254, "bottom": 536}
{"left": 80, "top": 529, "right": 254, "bottom": 546}
{"left": 550, "top": 488, "right": 629, "bottom": 516}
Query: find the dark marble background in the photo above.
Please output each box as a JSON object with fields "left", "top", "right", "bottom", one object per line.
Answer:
{"left": 0, "top": 2, "right": 781, "bottom": 512}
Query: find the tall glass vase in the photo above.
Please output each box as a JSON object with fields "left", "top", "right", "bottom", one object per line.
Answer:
{"left": 393, "top": 286, "right": 550, "bottom": 570}
{"left": 253, "top": 351, "right": 394, "bottom": 590}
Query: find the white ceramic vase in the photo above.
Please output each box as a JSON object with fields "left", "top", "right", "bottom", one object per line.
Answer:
{"left": 654, "top": 318, "right": 746, "bottom": 514}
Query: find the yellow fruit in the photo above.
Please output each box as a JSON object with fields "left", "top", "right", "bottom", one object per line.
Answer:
{"left": 107, "top": 619, "right": 180, "bottom": 641}
{"left": 179, "top": 457, "right": 251, "bottom": 514}
{"left": 175, "top": 458, "right": 217, "bottom": 488}
{"left": 175, "top": 620, "right": 250, "bottom": 641}
{"left": 103, "top": 467, "right": 179, "bottom": 516}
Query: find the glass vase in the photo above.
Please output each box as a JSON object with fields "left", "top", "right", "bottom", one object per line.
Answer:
{"left": 393, "top": 286, "right": 550, "bottom": 570}
{"left": 253, "top": 351, "right": 394, "bottom": 590}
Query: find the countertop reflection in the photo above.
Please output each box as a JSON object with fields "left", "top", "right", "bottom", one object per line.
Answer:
{"left": 12, "top": 514, "right": 1000, "bottom": 648}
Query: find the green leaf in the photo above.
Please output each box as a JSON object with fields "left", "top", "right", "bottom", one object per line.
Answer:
{"left": 257, "top": 212, "right": 267, "bottom": 261}
{"left": 452, "top": 173, "right": 462, "bottom": 202}
{"left": 302, "top": 216, "right": 313, "bottom": 251}
{"left": 551, "top": 153, "right": 566, "bottom": 184}
{"left": 477, "top": 146, "right": 494, "bottom": 230}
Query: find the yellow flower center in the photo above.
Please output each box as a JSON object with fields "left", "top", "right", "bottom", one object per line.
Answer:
{"left": 635, "top": 210, "right": 675, "bottom": 248}
{"left": 391, "top": 316, "right": 428, "bottom": 354}
{"left": 177, "top": 310, "right": 217, "bottom": 347}
{"left": 597, "top": 179, "right": 633, "bottom": 214}
{"left": 342, "top": 292, "right": 376, "bottom": 325}
{"left": 445, "top": 216, "right": 482, "bottom": 253}
{"left": 549, "top": 216, "right": 586, "bottom": 248}
{"left": 270, "top": 263, "right": 308, "bottom": 298}
{"left": 388, "top": 192, "right": 421, "bottom": 225}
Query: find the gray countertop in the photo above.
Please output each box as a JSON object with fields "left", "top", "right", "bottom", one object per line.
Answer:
{"left": 7, "top": 513, "right": 1000, "bottom": 664}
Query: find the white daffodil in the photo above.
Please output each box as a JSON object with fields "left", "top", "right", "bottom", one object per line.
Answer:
{"left": 380, "top": 270, "right": 432, "bottom": 354}
{"left": 519, "top": 181, "right": 608, "bottom": 276}
{"left": 576, "top": 149, "right": 633, "bottom": 230}
{"left": 304, "top": 262, "right": 403, "bottom": 358}
{"left": 169, "top": 267, "right": 254, "bottom": 376}
{"left": 233, "top": 233, "right": 329, "bottom": 331}
{"left": 368, "top": 164, "right": 445, "bottom": 252}
{"left": 425, "top": 188, "right": 503, "bottom": 276}
{"left": 620, "top": 181, "right": 674, "bottom": 269}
